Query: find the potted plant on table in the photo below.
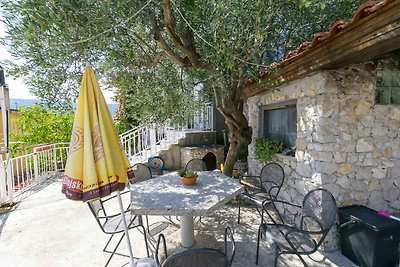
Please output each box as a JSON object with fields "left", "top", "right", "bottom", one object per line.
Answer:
{"left": 178, "top": 169, "right": 198, "bottom": 185}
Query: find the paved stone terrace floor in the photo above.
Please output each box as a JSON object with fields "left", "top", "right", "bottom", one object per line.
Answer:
{"left": 0, "top": 174, "right": 358, "bottom": 267}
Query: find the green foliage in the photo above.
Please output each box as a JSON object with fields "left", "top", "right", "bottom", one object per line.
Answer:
{"left": 1, "top": 0, "right": 364, "bottom": 120}
{"left": 10, "top": 105, "right": 73, "bottom": 154}
{"left": 185, "top": 170, "right": 198, "bottom": 178}
{"left": 0, "top": 0, "right": 364, "bottom": 169}
{"left": 114, "top": 118, "right": 130, "bottom": 135}
{"left": 254, "top": 138, "right": 284, "bottom": 163}
{"left": 178, "top": 169, "right": 198, "bottom": 178}
{"left": 177, "top": 168, "right": 186, "bottom": 177}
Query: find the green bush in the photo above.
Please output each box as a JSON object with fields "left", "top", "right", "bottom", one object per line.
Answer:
{"left": 254, "top": 138, "right": 284, "bottom": 162}
{"left": 10, "top": 105, "right": 73, "bottom": 154}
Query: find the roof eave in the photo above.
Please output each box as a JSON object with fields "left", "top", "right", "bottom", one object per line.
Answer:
{"left": 242, "top": 0, "right": 400, "bottom": 100}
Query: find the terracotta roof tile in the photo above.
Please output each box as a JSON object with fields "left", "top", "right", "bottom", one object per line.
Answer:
{"left": 249, "top": 0, "right": 394, "bottom": 85}
{"left": 310, "top": 32, "right": 329, "bottom": 47}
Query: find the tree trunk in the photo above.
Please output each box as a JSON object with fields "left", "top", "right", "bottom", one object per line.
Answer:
{"left": 217, "top": 98, "right": 252, "bottom": 177}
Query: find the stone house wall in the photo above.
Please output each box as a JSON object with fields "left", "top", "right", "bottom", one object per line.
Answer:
{"left": 245, "top": 61, "right": 400, "bottom": 249}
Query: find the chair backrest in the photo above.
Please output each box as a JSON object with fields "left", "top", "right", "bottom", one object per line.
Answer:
{"left": 88, "top": 196, "right": 140, "bottom": 235}
{"left": 130, "top": 163, "right": 152, "bottom": 184}
{"left": 301, "top": 188, "right": 337, "bottom": 237}
{"left": 161, "top": 248, "right": 230, "bottom": 267}
{"left": 259, "top": 163, "right": 284, "bottom": 197}
{"left": 156, "top": 227, "right": 235, "bottom": 267}
{"left": 185, "top": 158, "right": 207, "bottom": 172}
{"left": 87, "top": 199, "right": 108, "bottom": 232}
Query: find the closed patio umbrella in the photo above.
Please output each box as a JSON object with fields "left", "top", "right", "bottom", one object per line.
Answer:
{"left": 62, "top": 64, "right": 136, "bottom": 265}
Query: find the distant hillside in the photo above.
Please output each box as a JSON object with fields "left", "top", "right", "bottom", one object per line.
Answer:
{"left": 10, "top": 98, "right": 119, "bottom": 117}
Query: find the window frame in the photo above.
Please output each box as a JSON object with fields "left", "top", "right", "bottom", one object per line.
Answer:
{"left": 375, "top": 69, "right": 400, "bottom": 105}
{"left": 259, "top": 99, "right": 297, "bottom": 147}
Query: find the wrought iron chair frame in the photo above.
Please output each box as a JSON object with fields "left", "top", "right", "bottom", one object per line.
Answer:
{"left": 155, "top": 227, "right": 236, "bottom": 267}
{"left": 87, "top": 195, "right": 150, "bottom": 267}
{"left": 130, "top": 163, "right": 153, "bottom": 184}
{"left": 255, "top": 188, "right": 337, "bottom": 267}
{"left": 237, "top": 162, "right": 284, "bottom": 225}
{"left": 185, "top": 158, "right": 207, "bottom": 172}
{"left": 121, "top": 162, "right": 153, "bottom": 231}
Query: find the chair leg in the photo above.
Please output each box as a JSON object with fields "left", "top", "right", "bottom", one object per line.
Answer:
{"left": 274, "top": 251, "right": 282, "bottom": 267}
{"left": 103, "top": 233, "right": 134, "bottom": 258}
{"left": 261, "top": 208, "right": 264, "bottom": 225}
{"left": 145, "top": 215, "right": 150, "bottom": 233}
{"left": 295, "top": 252, "right": 308, "bottom": 267}
{"left": 105, "top": 233, "right": 126, "bottom": 267}
{"left": 103, "top": 234, "right": 115, "bottom": 254}
{"left": 104, "top": 227, "right": 148, "bottom": 267}
{"left": 237, "top": 198, "right": 241, "bottom": 224}
{"left": 138, "top": 225, "right": 151, "bottom": 258}
{"left": 256, "top": 225, "right": 263, "bottom": 265}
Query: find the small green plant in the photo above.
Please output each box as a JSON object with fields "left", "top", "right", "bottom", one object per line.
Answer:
{"left": 178, "top": 168, "right": 186, "bottom": 177}
{"left": 177, "top": 169, "right": 198, "bottom": 178}
{"left": 186, "top": 170, "right": 198, "bottom": 178}
{"left": 254, "top": 138, "right": 284, "bottom": 162}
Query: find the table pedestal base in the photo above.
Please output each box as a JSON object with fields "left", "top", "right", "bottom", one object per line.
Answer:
{"left": 180, "top": 215, "right": 194, "bottom": 247}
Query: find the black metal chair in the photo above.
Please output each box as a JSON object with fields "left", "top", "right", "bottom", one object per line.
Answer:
{"left": 237, "top": 163, "right": 284, "bottom": 224}
{"left": 87, "top": 195, "right": 150, "bottom": 267}
{"left": 155, "top": 227, "right": 236, "bottom": 267}
{"left": 256, "top": 188, "right": 337, "bottom": 267}
{"left": 185, "top": 158, "right": 207, "bottom": 172}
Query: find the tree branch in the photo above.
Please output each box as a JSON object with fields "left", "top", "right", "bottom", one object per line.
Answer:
{"left": 162, "top": 0, "right": 209, "bottom": 69}
{"left": 234, "top": 63, "right": 247, "bottom": 104}
{"left": 144, "top": 51, "right": 166, "bottom": 68}
{"left": 148, "top": 8, "right": 191, "bottom": 67}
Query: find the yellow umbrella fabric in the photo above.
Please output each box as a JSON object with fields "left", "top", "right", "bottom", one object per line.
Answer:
{"left": 62, "top": 65, "right": 133, "bottom": 201}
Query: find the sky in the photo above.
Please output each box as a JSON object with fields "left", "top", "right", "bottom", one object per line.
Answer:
{"left": 0, "top": 17, "right": 116, "bottom": 103}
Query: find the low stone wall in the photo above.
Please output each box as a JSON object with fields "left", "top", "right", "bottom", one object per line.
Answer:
{"left": 245, "top": 60, "right": 400, "bottom": 250}
{"left": 180, "top": 145, "right": 225, "bottom": 170}
{"left": 159, "top": 131, "right": 219, "bottom": 170}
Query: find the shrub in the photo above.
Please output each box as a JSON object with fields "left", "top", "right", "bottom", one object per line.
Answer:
{"left": 10, "top": 105, "right": 73, "bottom": 154}
{"left": 254, "top": 138, "right": 284, "bottom": 162}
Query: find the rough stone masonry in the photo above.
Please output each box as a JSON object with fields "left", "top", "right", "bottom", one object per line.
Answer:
{"left": 245, "top": 59, "right": 400, "bottom": 249}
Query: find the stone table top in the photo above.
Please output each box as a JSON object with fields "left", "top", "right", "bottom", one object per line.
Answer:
{"left": 129, "top": 171, "right": 243, "bottom": 216}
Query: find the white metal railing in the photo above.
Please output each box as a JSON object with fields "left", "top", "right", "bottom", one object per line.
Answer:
{"left": 184, "top": 102, "right": 213, "bottom": 131}
{"left": 119, "top": 102, "right": 214, "bottom": 164}
{"left": 0, "top": 143, "right": 69, "bottom": 204}
{"left": 120, "top": 125, "right": 185, "bottom": 165}
{"left": 0, "top": 103, "right": 214, "bottom": 204}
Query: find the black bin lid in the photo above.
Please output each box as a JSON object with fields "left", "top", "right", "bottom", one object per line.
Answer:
{"left": 338, "top": 205, "right": 400, "bottom": 232}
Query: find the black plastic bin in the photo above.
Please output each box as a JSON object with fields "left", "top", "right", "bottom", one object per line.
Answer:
{"left": 338, "top": 205, "right": 400, "bottom": 267}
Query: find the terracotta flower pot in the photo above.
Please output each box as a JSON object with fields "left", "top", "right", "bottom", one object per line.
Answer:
{"left": 181, "top": 176, "right": 197, "bottom": 185}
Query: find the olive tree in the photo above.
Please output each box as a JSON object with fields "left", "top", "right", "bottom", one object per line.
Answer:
{"left": 0, "top": 0, "right": 363, "bottom": 175}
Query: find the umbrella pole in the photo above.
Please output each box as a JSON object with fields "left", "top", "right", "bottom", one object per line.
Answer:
{"left": 116, "top": 191, "right": 135, "bottom": 266}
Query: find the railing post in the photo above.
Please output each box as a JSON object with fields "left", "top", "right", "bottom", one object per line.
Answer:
{"left": 53, "top": 145, "right": 58, "bottom": 172}
{"left": 33, "top": 152, "right": 39, "bottom": 181}
{"left": 5, "top": 159, "right": 12, "bottom": 203}
{"left": 0, "top": 160, "right": 7, "bottom": 204}
{"left": 149, "top": 127, "right": 156, "bottom": 154}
